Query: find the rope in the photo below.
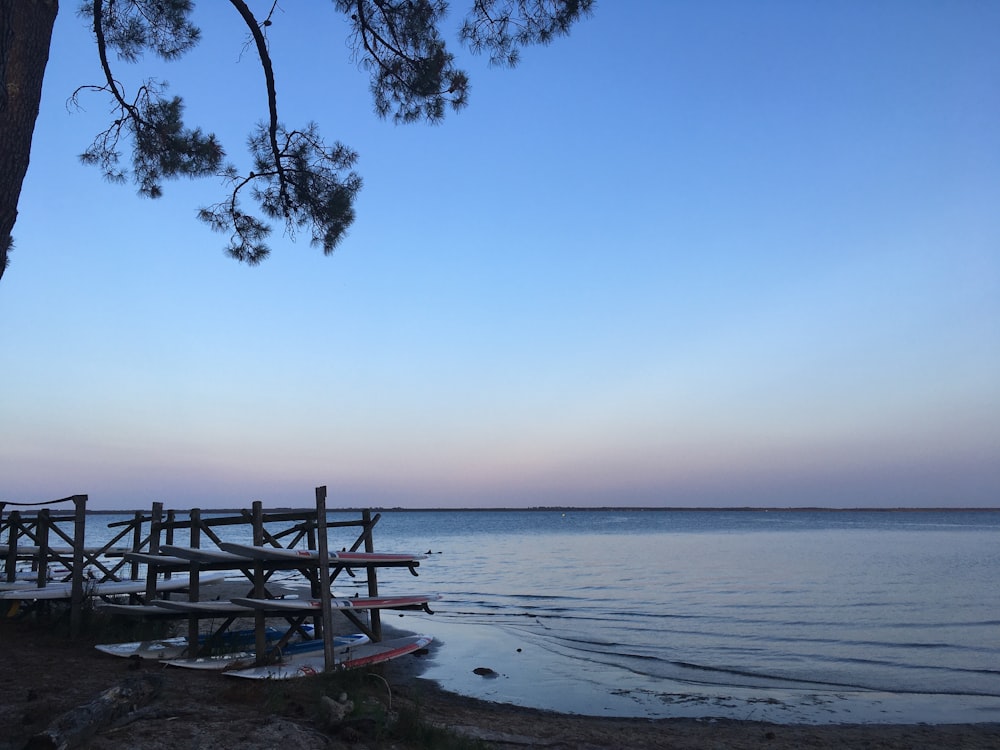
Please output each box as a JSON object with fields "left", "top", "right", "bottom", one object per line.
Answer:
{"left": 0, "top": 496, "right": 80, "bottom": 507}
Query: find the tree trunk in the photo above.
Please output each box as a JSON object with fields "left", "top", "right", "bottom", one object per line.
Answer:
{"left": 0, "top": 0, "right": 58, "bottom": 283}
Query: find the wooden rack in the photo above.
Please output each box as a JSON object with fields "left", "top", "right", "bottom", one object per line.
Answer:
{"left": 2, "top": 487, "right": 431, "bottom": 672}
{"left": 2, "top": 495, "right": 97, "bottom": 637}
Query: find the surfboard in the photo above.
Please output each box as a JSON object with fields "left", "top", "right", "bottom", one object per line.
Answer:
{"left": 0, "top": 579, "right": 66, "bottom": 592}
{"left": 0, "top": 581, "right": 39, "bottom": 592}
{"left": 230, "top": 593, "right": 440, "bottom": 612}
{"left": 0, "top": 545, "right": 129, "bottom": 557}
{"left": 164, "top": 633, "right": 370, "bottom": 671}
{"left": 0, "top": 571, "right": 229, "bottom": 600}
{"left": 159, "top": 545, "right": 258, "bottom": 565}
{"left": 152, "top": 599, "right": 257, "bottom": 615}
{"left": 218, "top": 542, "right": 426, "bottom": 566}
{"left": 122, "top": 552, "right": 195, "bottom": 567}
{"left": 94, "top": 625, "right": 315, "bottom": 660}
{"left": 224, "top": 634, "right": 433, "bottom": 679}
{"left": 95, "top": 603, "right": 188, "bottom": 617}
{"left": 0, "top": 568, "right": 69, "bottom": 591}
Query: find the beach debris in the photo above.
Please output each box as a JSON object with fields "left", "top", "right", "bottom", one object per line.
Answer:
{"left": 450, "top": 725, "right": 543, "bottom": 745}
{"left": 473, "top": 667, "right": 498, "bottom": 678}
{"left": 319, "top": 693, "right": 354, "bottom": 729}
{"left": 24, "top": 675, "right": 162, "bottom": 750}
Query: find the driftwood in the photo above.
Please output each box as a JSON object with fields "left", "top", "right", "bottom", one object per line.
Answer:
{"left": 23, "top": 675, "right": 162, "bottom": 750}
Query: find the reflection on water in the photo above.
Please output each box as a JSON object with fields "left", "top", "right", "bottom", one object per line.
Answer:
{"left": 83, "top": 509, "right": 1000, "bottom": 723}
{"left": 379, "top": 510, "right": 1000, "bottom": 722}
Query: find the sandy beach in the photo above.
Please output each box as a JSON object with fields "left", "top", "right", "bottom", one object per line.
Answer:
{"left": 2, "top": 613, "right": 998, "bottom": 750}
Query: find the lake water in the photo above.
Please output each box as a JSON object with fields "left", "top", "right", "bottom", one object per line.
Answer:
{"left": 79, "top": 508, "right": 1000, "bottom": 724}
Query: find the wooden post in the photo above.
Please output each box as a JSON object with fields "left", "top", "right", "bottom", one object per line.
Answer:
{"left": 252, "top": 501, "right": 267, "bottom": 664}
{"left": 0, "top": 504, "right": 8, "bottom": 584}
{"left": 315, "top": 486, "right": 335, "bottom": 670}
{"left": 307, "top": 518, "right": 318, "bottom": 599}
{"left": 70, "top": 495, "right": 88, "bottom": 640}
{"left": 2, "top": 508, "right": 12, "bottom": 584}
{"left": 36, "top": 509, "right": 50, "bottom": 591}
{"left": 4, "top": 510, "right": 20, "bottom": 584}
{"left": 164, "top": 509, "right": 176, "bottom": 581}
{"left": 129, "top": 511, "right": 143, "bottom": 581}
{"left": 362, "top": 509, "right": 382, "bottom": 641}
{"left": 187, "top": 508, "right": 201, "bottom": 653}
{"left": 144, "top": 502, "right": 163, "bottom": 602}
{"left": 162, "top": 508, "right": 177, "bottom": 588}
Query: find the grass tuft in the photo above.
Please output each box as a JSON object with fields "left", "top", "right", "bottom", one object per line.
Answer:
{"left": 391, "top": 704, "right": 490, "bottom": 749}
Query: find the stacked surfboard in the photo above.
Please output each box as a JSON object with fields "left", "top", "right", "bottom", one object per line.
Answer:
{"left": 0, "top": 571, "right": 229, "bottom": 600}
{"left": 90, "top": 541, "right": 436, "bottom": 678}
{"left": 223, "top": 634, "right": 434, "bottom": 679}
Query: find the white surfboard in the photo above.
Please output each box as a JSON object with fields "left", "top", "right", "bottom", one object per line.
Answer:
{"left": 165, "top": 633, "right": 370, "bottom": 671}
{"left": 0, "top": 578, "right": 65, "bottom": 592}
{"left": 224, "top": 634, "right": 433, "bottom": 679}
{"left": 152, "top": 599, "right": 257, "bottom": 615}
{"left": 159, "top": 545, "right": 258, "bottom": 565}
{"left": 230, "top": 593, "right": 440, "bottom": 612}
{"left": 218, "top": 542, "right": 426, "bottom": 566}
{"left": 122, "top": 552, "right": 194, "bottom": 566}
{"left": 95, "top": 602, "right": 189, "bottom": 617}
{"left": 0, "top": 568, "right": 70, "bottom": 585}
{"left": 95, "top": 625, "right": 315, "bottom": 660}
{"left": 0, "top": 545, "right": 129, "bottom": 556}
{"left": 0, "top": 571, "right": 228, "bottom": 600}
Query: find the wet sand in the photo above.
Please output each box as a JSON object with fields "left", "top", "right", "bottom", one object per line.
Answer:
{"left": 3, "top": 612, "right": 999, "bottom": 750}
{"left": 395, "top": 612, "right": 1000, "bottom": 726}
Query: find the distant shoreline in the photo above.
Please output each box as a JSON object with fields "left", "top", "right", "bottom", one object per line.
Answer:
{"left": 79, "top": 505, "right": 1000, "bottom": 514}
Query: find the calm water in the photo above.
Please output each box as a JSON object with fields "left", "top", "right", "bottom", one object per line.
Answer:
{"left": 81, "top": 508, "right": 1000, "bottom": 724}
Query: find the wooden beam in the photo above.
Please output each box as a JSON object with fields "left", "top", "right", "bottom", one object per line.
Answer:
{"left": 315, "top": 486, "right": 335, "bottom": 670}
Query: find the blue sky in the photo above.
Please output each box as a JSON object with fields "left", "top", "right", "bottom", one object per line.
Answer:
{"left": 2, "top": 1, "right": 998, "bottom": 510}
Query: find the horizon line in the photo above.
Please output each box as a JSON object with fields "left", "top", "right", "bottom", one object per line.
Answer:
{"left": 75, "top": 505, "right": 1000, "bottom": 514}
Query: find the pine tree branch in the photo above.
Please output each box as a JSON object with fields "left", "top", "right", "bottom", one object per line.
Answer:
{"left": 79, "top": 1, "right": 223, "bottom": 198}
{"left": 227, "top": 0, "right": 286, "bottom": 212}
{"left": 54, "top": 0, "right": 589, "bottom": 272}
{"left": 90, "top": 0, "right": 140, "bottom": 121}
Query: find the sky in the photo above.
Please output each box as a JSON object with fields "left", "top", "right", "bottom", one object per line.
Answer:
{"left": 1, "top": 1, "right": 998, "bottom": 511}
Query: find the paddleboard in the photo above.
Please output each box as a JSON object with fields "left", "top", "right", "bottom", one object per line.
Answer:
{"left": 0, "top": 581, "right": 36, "bottom": 591}
{"left": 95, "top": 603, "right": 186, "bottom": 617}
{"left": 122, "top": 552, "right": 194, "bottom": 567}
{"left": 218, "top": 542, "right": 426, "bottom": 566}
{"left": 1, "top": 569, "right": 70, "bottom": 583}
{"left": 95, "top": 625, "right": 315, "bottom": 660}
{"left": 0, "top": 545, "right": 129, "bottom": 556}
{"left": 152, "top": 599, "right": 256, "bottom": 615}
{"left": 224, "top": 634, "right": 433, "bottom": 679}
{"left": 0, "top": 571, "right": 228, "bottom": 600}
{"left": 230, "top": 593, "right": 440, "bottom": 612}
{"left": 159, "top": 545, "right": 257, "bottom": 565}
{"left": 165, "top": 633, "right": 370, "bottom": 671}
{"left": 0, "top": 579, "right": 67, "bottom": 592}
